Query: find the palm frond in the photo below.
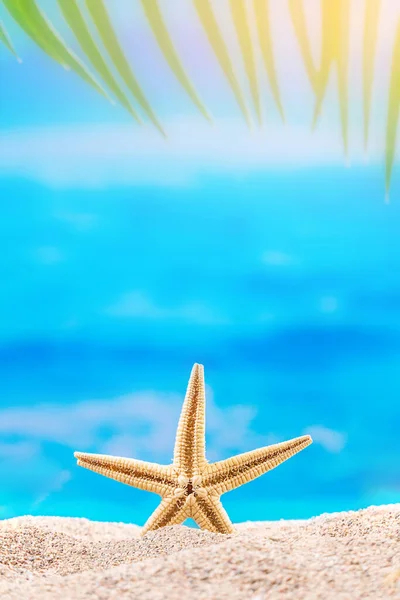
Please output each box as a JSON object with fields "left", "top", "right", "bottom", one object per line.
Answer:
{"left": 193, "top": 0, "right": 250, "bottom": 126}
{"left": 140, "top": 0, "right": 211, "bottom": 121}
{"left": 312, "top": 0, "right": 349, "bottom": 156}
{"left": 363, "top": 0, "right": 381, "bottom": 149}
{"left": 312, "top": 1, "right": 336, "bottom": 129}
{"left": 385, "top": 21, "right": 400, "bottom": 202}
{"left": 229, "top": 0, "right": 262, "bottom": 125}
{"left": 4, "top": 0, "right": 110, "bottom": 99}
{"left": 1, "top": 1, "right": 400, "bottom": 198}
{"left": 2, "top": 0, "right": 65, "bottom": 65}
{"left": 337, "top": 0, "right": 350, "bottom": 157}
{"left": 288, "top": 0, "right": 319, "bottom": 93}
{"left": 57, "top": 0, "right": 140, "bottom": 121}
{"left": 253, "top": 0, "right": 284, "bottom": 121}
{"left": 85, "top": 0, "right": 165, "bottom": 135}
{"left": 0, "top": 17, "right": 20, "bottom": 60}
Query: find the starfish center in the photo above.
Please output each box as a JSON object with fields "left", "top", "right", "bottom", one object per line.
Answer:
{"left": 173, "top": 474, "right": 207, "bottom": 500}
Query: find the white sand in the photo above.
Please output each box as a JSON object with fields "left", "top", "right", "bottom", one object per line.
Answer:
{"left": 0, "top": 505, "right": 399, "bottom": 599}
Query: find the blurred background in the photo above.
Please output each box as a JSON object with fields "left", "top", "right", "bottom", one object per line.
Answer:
{"left": 0, "top": 0, "right": 399, "bottom": 526}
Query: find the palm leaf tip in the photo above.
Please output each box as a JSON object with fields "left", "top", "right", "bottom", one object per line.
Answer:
{"left": 363, "top": 0, "right": 381, "bottom": 149}
{"left": 253, "top": 0, "right": 284, "bottom": 121}
{"left": 385, "top": 21, "right": 400, "bottom": 199}
{"left": 0, "top": 18, "right": 20, "bottom": 60}
{"left": 85, "top": 0, "right": 166, "bottom": 136}
{"left": 193, "top": 0, "right": 251, "bottom": 127}
{"left": 229, "top": 0, "right": 262, "bottom": 125}
{"left": 141, "top": 0, "right": 211, "bottom": 123}
{"left": 288, "top": 0, "right": 319, "bottom": 93}
{"left": 58, "top": 0, "right": 141, "bottom": 122}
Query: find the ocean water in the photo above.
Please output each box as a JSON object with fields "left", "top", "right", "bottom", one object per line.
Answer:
{"left": 0, "top": 168, "right": 399, "bottom": 525}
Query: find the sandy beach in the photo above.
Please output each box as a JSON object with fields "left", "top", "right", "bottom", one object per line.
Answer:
{"left": 0, "top": 504, "right": 399, "bottom": 599}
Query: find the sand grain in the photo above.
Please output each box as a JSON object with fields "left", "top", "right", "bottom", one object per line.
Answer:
{"left": 0, "top": 505, "right": 399, "bottom": 599}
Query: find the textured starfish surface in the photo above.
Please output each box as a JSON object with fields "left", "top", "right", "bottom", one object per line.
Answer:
{"left": 75, "top": 364, "right": 312, "bottom": 535}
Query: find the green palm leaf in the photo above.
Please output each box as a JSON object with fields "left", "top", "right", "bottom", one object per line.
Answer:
{"left": 193, "top": 0, "right": 250, "bottom": 126}
{"left": 385, "top": 21, "right": 400, "bottom": 201}
{"left": 229, "top": 0, "right": 262, "bottom": 125}
{"left": 2, "top": 0, "right": 110, "bottom": 100}
{"left": 0, "top": 18, "right": 20, "bottom": 60}
{"left": 57, "top": 0, "right": 140, "bottom": 122}
{"left": 140, "top": 0, "right": 211, "bottom": 122}
{"left": 0, "top": 0, "right": 398, "bottom": 199}
{"left": 363, "top": 0, "right": 380, "bottom": 149}
{"left": 8, "top": 0, "right": 110, "bottom": 99}
{"left": 253, "top": 0, "right": 284, "bottom": 121}
{"left": 2, "top": 0, "right": 67, "bottom": 66}
{"left": 85, "top": 0, "right": 165, "bottom": 135}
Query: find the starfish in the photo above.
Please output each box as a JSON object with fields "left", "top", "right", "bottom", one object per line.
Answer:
{"left": 74, "top": 364, "right": 312, "bottom": 535}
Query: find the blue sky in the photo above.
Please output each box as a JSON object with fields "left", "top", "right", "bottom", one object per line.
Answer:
{"left": 0, "top": 0, "right": 399, "bottom": 526}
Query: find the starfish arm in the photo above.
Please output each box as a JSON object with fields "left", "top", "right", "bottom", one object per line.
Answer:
{"left": 74, "top": 452, "right": 175, "bottom": 496}
{"left": 191, "top": 494, "right": 235, "bottom": 534}
{"left": 203, "top": 435, "right": 312, "bottom": 495}
{"left": 141, "top": 495, "right": 188, "bottom": 535}
{"left": 173, "top": 363, "right": 207, "bottom": 476}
